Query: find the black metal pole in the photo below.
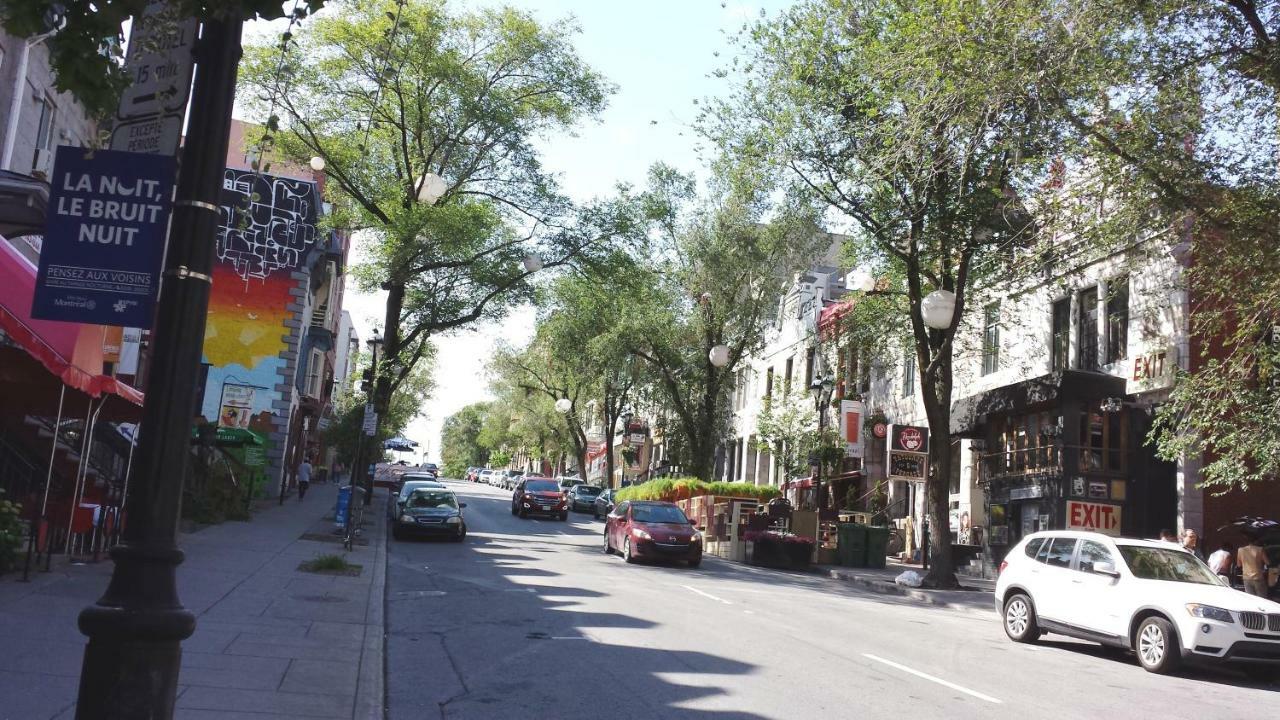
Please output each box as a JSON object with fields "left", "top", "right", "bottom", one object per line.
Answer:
{"left": 363, "top": 344, "right": 379, "bottom": 506}
{"left": 74, "top": 15, "right": 243, "bottom": 719}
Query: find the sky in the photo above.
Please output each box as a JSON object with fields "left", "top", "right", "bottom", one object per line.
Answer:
{"left": 258, "top": 0, "right": 791, "bottom": 464}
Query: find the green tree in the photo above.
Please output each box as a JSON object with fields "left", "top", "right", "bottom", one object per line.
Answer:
{"left": 754, "top": 386, "right": 819, "bottom": 483}
{"left": 440, "top": 402, "right": 491, "bottom": 478}
{"left": 622, "top": 164, "right": 829, "bottom": 482}
{"left": 323, "top": 349, "right": 435, "bottom": 466}
{"left": 238, "top": 0, "right": 634, "bottom": 453}
{"left": 712, "top": 0, "right": 1057, "bottom": 587}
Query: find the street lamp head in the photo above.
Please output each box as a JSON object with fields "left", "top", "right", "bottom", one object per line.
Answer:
{"left": 367, "top": 332, "right": 383, "bottom": 349}
{"left": 921, "top": 289, "right": 956, "bottom": 330}
{"left": 522, "top": 253, "right": 544, "bottom": 273}
{"left": 708, "top": 344, "right": 730, "bottom": 368}
{"left": 416, "top": 172, "right": 447, "bottom": 205}
{"left": 555, "top": 398, "right": 572, "bottom": 414}
{"left": 309, "top": 156, "right": 326, "bottom": 172}
{"left": 849, "top": 269, "right": 876, "bottom": 293}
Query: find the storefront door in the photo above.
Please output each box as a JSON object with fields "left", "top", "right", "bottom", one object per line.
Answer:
{"left": 1020, "top": 502, "right": 1041, "bottom": 537}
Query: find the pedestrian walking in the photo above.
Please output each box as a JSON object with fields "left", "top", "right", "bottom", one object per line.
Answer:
{"left": 1208, "top": 541, "right": 1234, "bottom": 584}
{"left": 1181, "top": 529, "right": 1204, "bottom": 561}
{"left": 297, "top": 458, "right": 313, "bottom": 500}
{"left": 1158, "top": 528, "right": 1177, "bottom": 543}
{"left": 1238, "top": 535, "right": 1270, "bottom": 597}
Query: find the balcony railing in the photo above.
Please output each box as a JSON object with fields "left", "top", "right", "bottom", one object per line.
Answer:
{"left": 980, "top": 443, "right": 1125, "bottom": 482}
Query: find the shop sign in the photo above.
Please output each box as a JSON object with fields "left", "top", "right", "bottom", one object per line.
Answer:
{"left": 840, "top": 399, "right": 864, "bottom": 458}
{"left": 218, "top": 383, "right": 256, "bottom": 428}
{"left": 1009, "top": 485, "right": 1043, "bottom": 501}
{"left": 1066, "top": 500, "right": 1122, "bottom": 536}
{"left": 872, "top": 422, "right": 887, "bottom": 439}
{"left": 30, "top": 147, "right": 177, "bottom": 328}
{"left": 888, "top": 450, "right": 927, "bottom": 481}
{"left": 891, "top": 424, "right": 929, "bottom": 453}
{"left": 1126, "top": 345, "right": 1176, "bottom": 394}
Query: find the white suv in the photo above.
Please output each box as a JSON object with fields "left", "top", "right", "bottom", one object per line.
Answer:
{"left": 996, "top": 530, "right": 1280, "bottom": 680}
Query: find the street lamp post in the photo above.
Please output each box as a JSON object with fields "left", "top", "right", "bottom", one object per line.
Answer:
{"left": 809, "top": 375, "right": 835, "bottom": 511}
{"left": 360, "top": 333, "right": 383, "bottom": 505}
{"left": 74, "top": 15, "right": 245, "bottom": 719}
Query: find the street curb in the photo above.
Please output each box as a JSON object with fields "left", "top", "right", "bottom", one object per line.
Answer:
{"left": 354, "top": 492, "right": 388, "bottom": 720}
{"left": 821, "top": 568, "right": 993, "bottom": 617}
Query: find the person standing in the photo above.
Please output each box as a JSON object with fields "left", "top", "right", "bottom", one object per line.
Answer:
{"left": 1238, "top": 535, "right": 1269, "bottom": 597}
{"left": 1181, "top": 529, "right": 1204, "bottom": 561}
{"left": 297, "top": 457, "right": 313, "bottom": 500}
{"left": 1208, "top": 541, "right": 1234, "bottom": 584}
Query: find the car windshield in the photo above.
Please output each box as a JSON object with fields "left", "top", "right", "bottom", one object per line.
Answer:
{"left": 400, "top": 482, "right": 440, "bottom": 498}
{"left": 632, "top": 505, "right": 689, "bottom": 524}
{"left": 525, "top": 480, "right": 558, "bottom": 492}
{"left": 576, "top": 486, "right": 601, "bottom": 497}
{"left": 1118, "top": 546, "right": 1220, "bottom": 585}
{"left": 408, "top": 491, "right": 457, "bottom": 509}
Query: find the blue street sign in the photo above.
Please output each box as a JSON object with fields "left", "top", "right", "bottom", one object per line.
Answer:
{"left": 31, "top": 146, "right": 176, "bottom": 328}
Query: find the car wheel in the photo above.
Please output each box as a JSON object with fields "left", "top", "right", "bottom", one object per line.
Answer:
{"left": 623, "top": 537, "right": 635, "bottom": 564}
{"left": 603, "top": 530, "right": 612, "bottom": 554}
{"left": 688, "top": 557, "right": 701, "bottom": 569}
{"left": 392, "top": 527, "right": 404, "bottom": 541}
{"left": 1243, "top": 665, "right": 1279, "bottom": 685}
{"left": 1134, "top": 616, "right": 1181, "bottom": 674}
{"left": 452, "top": 528, "right": 466, "bottom": 542}
{"left": 518, "top": 507, "right": 527, "bottom": 519}
{"left": 1003, "top": 593, "right": 1042, "bottom": 643}
{"left": 560, "top": 512, "right": 568, "bottom": 521}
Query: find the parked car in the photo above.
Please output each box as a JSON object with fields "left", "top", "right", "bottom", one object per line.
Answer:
{"left": 421, "top": 462, "right": 440, "bottom": 474}
{"left": 391, "top": 487, "right": 467, "bottom": 541}
{"left": 502, "top": 469, "right": 524, "bottom": 490}
{"left": 567, "top": 485, "right": 602, "bottom": 513}
{"left": 479, "top": 469, "right": 495, "bottom": 485}
{"left": 511, "top": 476, "right": 567, "bottom": 520}
{"left": 465, "top": 467, "right": 480, "bottom": 483}
{"left": 995, "top": 530, "right": 1280, "bottom": 679}
{"left": 556, "top": 476, "right": 584, "bottom": 494}
{"left": 388, "top": 478, "right": 446, "bottom": 519}
{"left": 593, "top": 488, "right": 616, "bottom": 520}
{"left": 603, "top": 500, "right": 702, "bottom": 568}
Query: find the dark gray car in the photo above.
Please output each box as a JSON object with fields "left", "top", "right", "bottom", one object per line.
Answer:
{"left": 568, "top": 484, "right": 602, "bottom": 513}
{"left": 592, "top": 488, "right": 616, "bottom": 520}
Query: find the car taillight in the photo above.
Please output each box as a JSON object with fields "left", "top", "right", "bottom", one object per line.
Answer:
{"left": 998, "top": 560, "right": 1008, "bottom": 574}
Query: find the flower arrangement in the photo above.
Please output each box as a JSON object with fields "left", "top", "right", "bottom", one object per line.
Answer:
{"left": 614, "top": 477, "right": 782, "bottom": 503}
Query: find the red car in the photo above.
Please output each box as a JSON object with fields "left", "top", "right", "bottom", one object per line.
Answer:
{"left": 603, "top": 500, "right": 702, "bottom": 568}
{"left": 511, "top": 476, "right": 568, "bottom": 520}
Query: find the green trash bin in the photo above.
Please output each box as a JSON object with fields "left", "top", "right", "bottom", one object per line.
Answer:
{"left": 837, "top": 523, "right": 869, "bottom": 567}
{"left": 864, "top": 526, "right": 890, "bottom": 569}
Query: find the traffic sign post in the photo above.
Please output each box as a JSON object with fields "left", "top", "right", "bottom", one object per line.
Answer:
{"left": 109, "top": 2, "right": 197, "bottom": 156}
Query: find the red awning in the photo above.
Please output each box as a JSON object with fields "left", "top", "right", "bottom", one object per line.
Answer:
{"left": 0, "top": 238, "right": 143, "bottom": 406}
{"left": 818, "top": 299, "right": 854, "bottom": 338}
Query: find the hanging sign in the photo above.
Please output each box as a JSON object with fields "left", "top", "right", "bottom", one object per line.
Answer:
{"left": 891, "top": 424, "right": 930, "bottom": 453}
{"left": 840, "top": 399, "right": 864, "bottom": 458}
{"left": 362, "top": 404, "right": 378, "bottom": 436}
{"left": 887, "top": 423, "right": 929, "bottom": 481}
{"left": 30, "top": 146, "right": 176, "bottom": 328}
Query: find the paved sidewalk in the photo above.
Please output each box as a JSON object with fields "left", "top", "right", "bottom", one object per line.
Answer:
{"left": 0, "top": 481, "right": 387, "bottom": 720}
{"left": 816, "top": 560, "right": 996, "bottom": 615}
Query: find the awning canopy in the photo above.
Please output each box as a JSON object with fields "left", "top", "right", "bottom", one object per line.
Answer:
{"left": 950, "top": 369, "right": 1127, "bottom": 437}
{"left": 0, "top": 237, "right": 143, "bottom": 407}
{"left": 818, "top": 299, "right": 854, "bottom": 339}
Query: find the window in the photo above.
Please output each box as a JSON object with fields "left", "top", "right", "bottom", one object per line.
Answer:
{"left": 1078, "top": 287, "right": 1099, "bottom": 370}
{"left": 1044, "top": 538, "right": 1077, "bottom": 568}
{"left": 1051, "top": 298, "right": 1070, "bottom": 371}
{"left": 902, "top": 346, "right": 915, "bottom": 398}
{"left": 1105, "top": 277, "right": 1129, "bottom": 364}
{"left": 981, "top": 303, "right": 1000, "bottom": 375}
{"left": 1117, "top": 546, "right": 1219, "bottom": 585}
{"left": 1024, "top": 537, "right": 1046, "bottom": 559}
{"left": 764, "top": 367, "right": 774, "bottom": 400}
{"left": 1077, "top": 540, "right": 1114, "bottom": 574}
{"left": 804, "top": 347, "right": 815, "bottom": 387}
{"left": 1079, "top": 404, "right": 1126, "bottom": 474}
{"left": 304, "top": 348, "right": 324, "bottom": 398}
{"left": 948, "top": 440, "right": 961, "bottom": 494}
{"left": 31, "top": 94, "right": 56, "bottom": 172}
{"left": 784, "top": 357, "right": 793, "bottom": 395}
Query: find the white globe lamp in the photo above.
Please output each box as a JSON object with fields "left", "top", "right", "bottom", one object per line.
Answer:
{"left": 309, "top": 156, "right": 326, "bottom": 172}
{"left": 555, "top": 398, "right": 572, "bottom": 414}
{"left": 708, "top": 344, "right": 730, "bottom": 368}
{"left": 849, "top": 270, "right": 876, "bottom": 293}
{"left": 921, "top": 289, "right": 956, "bottom": 330}
{"left": 416, "top": 172, "right": 447, "bottom": 205}
{"left": 522, "top": 253, "right": 544, "bottom": 272}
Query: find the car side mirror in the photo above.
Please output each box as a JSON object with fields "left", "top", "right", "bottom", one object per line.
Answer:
{"left": 1093, "top": 561, "right": 1119, "bottom": 577}
{"left": 459, "top": 503, "right": 467, "bottom": 508}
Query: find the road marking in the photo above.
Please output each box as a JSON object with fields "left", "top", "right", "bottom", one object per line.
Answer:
{"left": 682, "top": 585, "right": 732, "bottom": 605}
{"left": 550, "top": 637, "right": 590, "bottom": 641}
{"left": 862, "top": 653, "right": 1002, "bottom": 704}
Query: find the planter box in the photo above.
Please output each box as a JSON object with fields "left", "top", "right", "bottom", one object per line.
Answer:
{"left": 750, "top": 540, "right": 813, "bottom": 570}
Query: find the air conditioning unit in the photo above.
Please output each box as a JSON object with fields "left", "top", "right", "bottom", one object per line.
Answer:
{"left": 32, "top": 147, "right": 54, "bottom": 178}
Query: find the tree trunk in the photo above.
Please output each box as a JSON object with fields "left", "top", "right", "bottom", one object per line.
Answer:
{"left": 921, "top": 354, "right": 958, "bottom": 589}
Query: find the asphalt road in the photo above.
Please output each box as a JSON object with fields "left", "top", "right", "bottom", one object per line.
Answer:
{"left": 385, "top": 480, "right": 1277, "bottom": 720}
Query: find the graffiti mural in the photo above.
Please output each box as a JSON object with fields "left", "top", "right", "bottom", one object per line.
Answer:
{"left": 199, "top": 170, "right": 321, "bottom": 439}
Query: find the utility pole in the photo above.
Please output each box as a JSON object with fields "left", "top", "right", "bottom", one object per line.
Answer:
{"left": 74, "top": 14, "right": 243, "bottom": 719}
